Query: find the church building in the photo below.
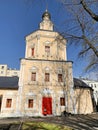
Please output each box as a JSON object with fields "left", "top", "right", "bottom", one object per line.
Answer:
{"left": 18, "top": 10, "right": 74, "bottom": 116}
{"left": 0, "top": 10, "right": 94, "bottom": 117}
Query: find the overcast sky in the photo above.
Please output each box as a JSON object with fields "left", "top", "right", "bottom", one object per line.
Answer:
{"left": 0, "top": 0, "right": 93, "bottom": 78}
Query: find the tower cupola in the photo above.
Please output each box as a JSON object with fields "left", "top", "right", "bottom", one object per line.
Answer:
{"left": 42, "top": 9, "right": 51, "bottom": 20}
{"left": 39, "top": 10, "right": 53, "bottom": 31}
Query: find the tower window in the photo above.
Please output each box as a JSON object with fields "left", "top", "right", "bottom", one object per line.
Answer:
{"left": 1, "top": 71, "right": 3, "bottom": 74}
{"left": 45, "top": 73, "right": 50, "bottom": 82}
{"left": 31, "top": 72, "right": 36, "bottom": 81}
{"left": 31, "top": 48, "right": 34, "bottom": 56}
{"left": 45, "top": 46, "right": 50, "bottom": 53}
{"left": 91, "top": 84, "right": 93, "bottom": 88}
{"left": 94, "top": 84, "right": 96, "bottom": 88}
{"left": 1, "top": 66, "right": 4, "bottom": 69}
{"left": 60, "top": 97, "right": 65, "bottom": 106}
{"left": 58, "top": 74, "right": 63, "bottom": 82}
{"left": 28, "top": 99, "right": 33, "bottom": 108}
{"left": 6, "top": 99, "right": 12, "bottom": 108}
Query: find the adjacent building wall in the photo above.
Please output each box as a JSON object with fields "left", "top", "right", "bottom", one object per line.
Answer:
{"left": 0, "top": 64, "right": 20, "bottom": 77}
{"left": 0, "top": 89, "right": 18, "bottom": 117}
{"left": 74, "top": 88, "right": 94, "bottom": 114}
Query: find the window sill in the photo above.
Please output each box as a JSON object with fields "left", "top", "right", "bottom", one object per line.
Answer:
{"left": 58, "top": 82, "right": 65, "bottom": 86}
{"left": 3, "top": 108, "right": 14, "bottom": 110}
{"left": 42, "top": 82, "right": 52, "bottom": 86}
{"left": 28, "top": 81, "right": 38, "bottom": 85}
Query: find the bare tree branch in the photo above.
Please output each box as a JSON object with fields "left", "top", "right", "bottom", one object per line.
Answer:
{"left": 80, "top": 0, "right": 98, "bottom": 21}
{"left": 85, "top": 59, "right": 98, "bottom": 71}
{"left": 79, "top": 47, "right": 91, "bottom": 56}
{"left": 82, "top": 35, "right": 98, "bottom": 57}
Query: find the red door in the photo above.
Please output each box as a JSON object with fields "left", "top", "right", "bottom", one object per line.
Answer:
{"left": 42, "top": 97, "right": 52, "bottom": 115}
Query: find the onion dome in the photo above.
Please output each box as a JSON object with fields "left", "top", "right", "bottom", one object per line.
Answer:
{"left": 42, "top": 9, "right": 51, "bottom": 20}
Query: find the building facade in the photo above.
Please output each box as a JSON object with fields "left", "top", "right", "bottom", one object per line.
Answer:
{"left": 0, "top": 10, "right": 94, "bottom": 118}
{"left": 0, "top": 64, "right": 19, "bottom": 77}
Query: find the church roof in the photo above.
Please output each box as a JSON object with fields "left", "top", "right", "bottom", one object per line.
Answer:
{"left": 74, "top": 78, "right": 91, "bottom": 89}
{"left": 0, "top": 76, "right": 19, "bottom": 89}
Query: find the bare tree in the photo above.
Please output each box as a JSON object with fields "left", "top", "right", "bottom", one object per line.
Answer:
{"left": 58, "top": 0, "right": 98, "bottom": 71}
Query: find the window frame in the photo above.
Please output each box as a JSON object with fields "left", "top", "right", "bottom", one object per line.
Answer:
{"left": 60, "top": 97, "right": 65, "bottom": 106}
{"left": 31, "top": 48, "right": 34, "bottom": 56}
{"left": 58, "top": 74, "right": 63, "bottom": 82}
{"left": 28, "top": 99, "right": 33, "bottom": 108}
{"left": 31, "top": 72, "right": 36, "bottom": 81}
{"left": 45, "top": 46, "right": 50, "bottom": 53}
{"left": 6, "top": 99, "right": 12, "bottom": 108}
{"left": 1, "top": 66, "right": 4, "bottom": 69}
{"left": 45, "top": 73, "right": 50, "bottom": 82}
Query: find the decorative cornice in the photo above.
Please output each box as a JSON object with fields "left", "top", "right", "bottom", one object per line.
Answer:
{"left": 20, "top": 58, "right": 73, "bottom": 64}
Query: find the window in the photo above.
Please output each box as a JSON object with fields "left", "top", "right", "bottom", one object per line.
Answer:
{"left": 28, "top": 99, "right": 33, "bottom": 108}
{"left": 31, "top": 72, "right": 36, "bottom": 81}
{"left": 45, "top": 73, "right": 50, "bottom": 82}
{"left": 94, "top": 84, "right": 96, "bottom": 88}
{"left": 58, "top": 74, "right": 63, "bottom": 82}
{"left": 45, "top": 46, "right": 50, "bottom": 53}
{"left": 1, "top": 66, "right": 4, "bottom": 69}
{"left": 14, "top": 72, "right": 17, "bottom": 74}
{"left": 60, "top": 97, "right": 65, "bottom": 106}
{"left": 1, "top": 71, "right": 3, "bottom": 74}
{"left": 6, "top": 99, "right": 12, "bottom": 108}
{"left": 91, "top": 84, "right": 93, "bottom": 88}
{"left": 31, "top": 48, "right": 34, "bottom": 56}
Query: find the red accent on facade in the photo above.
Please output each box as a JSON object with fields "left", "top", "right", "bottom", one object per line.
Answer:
{"left": 42, "top": 97, "right": 52, "bottom": 115}
{"left": 31, "top": 48, "right": 34, "bottom": 56}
